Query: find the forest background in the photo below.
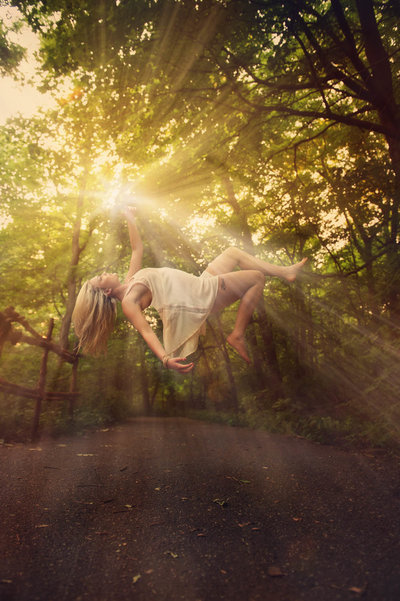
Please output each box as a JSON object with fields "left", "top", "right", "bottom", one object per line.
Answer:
{"left": 1, "top": 0, "right": 399, "bottom": 446}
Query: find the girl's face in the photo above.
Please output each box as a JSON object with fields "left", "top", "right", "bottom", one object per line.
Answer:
{"left": 90, "top": 272, "right": 120, "bottom": 290}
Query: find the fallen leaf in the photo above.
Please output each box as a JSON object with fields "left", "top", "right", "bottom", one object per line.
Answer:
{"left": 164, "top": 550, "right": 178, "bottom": 558}
{"left": 1, "top": 579, "right": 13, "bottom": 584}
{"left": 349, "top": 586, "right": 365, "bottom": 595}
{"left": 220, "top": 570, "right": 227, "bottom": 575}
{"left": 292, "top": 517, "right": 302, "bottom": 522}
{"left": 238, "top": 522, "right": 251, "bottom": 528}
{"left": 36, "top": 524, "right": 50, "bottom": 528}
{"left": 132, "top": 574, "right": 141, "bottom": 584}
{"left": 267, "top": 566, "right": 284, "bottom": 577}
{"left": 225, "top": 476, "right": 251, "bottom": 484}
{"left": 145, "top": 569, "right": 154, "bottom": 575}
{"left": 213, "top": 498, "right": 229, "bottom": 507}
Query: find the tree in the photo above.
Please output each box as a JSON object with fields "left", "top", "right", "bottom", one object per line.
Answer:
{"left": 4, "top": 0, "right": 399, "bottom": 443}
{"left": 216, "top": 0, "right": 400, "bottom": 308}
{"left": 0, "top": 2, "right": 25, "bottom": 75}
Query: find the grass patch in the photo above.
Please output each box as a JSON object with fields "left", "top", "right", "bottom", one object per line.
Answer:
{"left": 186, "top": 403, "right": 394, "bottom": 449}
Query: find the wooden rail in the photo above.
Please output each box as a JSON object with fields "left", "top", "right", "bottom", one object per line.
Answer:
{"left": 0, "top": 307, "right": 79, "bottom": 440}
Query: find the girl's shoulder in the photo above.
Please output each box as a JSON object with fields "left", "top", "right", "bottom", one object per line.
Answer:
{"left": 123, "top": 269, "right": 153, "bottom": 303}
{"left": 127, "top": 267, "right": 153, "bottom": 281}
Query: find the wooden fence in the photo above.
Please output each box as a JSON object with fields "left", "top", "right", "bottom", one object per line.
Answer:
{"left": 0, "top": 306, "right": 79, "bottom": 440}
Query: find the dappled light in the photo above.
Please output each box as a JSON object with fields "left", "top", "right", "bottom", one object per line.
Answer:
{"left": 1, "top": 0, "right": 400, "bottom": 445}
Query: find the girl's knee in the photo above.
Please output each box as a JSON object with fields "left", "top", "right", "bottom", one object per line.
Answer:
{"left": 224, "top": 246, "right": 238, "bottom": 255}
{"left": 224, "top": 246, "right": 242, "bottom": 260}
{"left": 252, "top": 270, "right": 265, "bottom": 286}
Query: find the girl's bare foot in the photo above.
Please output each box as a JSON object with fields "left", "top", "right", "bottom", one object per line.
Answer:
{"left": 283, "top": 257, "right": 308, "bottom": 282}
{"left": 227, "top": 333, "right": 251, "bottom": 363}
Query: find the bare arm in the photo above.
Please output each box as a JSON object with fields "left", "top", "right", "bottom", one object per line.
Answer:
{"left": 121, "top": 294, "right": 194, "bottom": 373}
{"left": 123, "top": 207, "right": 143, "bottom": 283}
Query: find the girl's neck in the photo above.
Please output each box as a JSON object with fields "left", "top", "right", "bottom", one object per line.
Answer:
{"left": 111, "top": 284, "right": 128, "bottom": 302}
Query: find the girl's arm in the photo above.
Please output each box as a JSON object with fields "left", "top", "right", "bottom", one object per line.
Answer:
{"left": 121, "top": 297, "right": 194, "bottom": 373}
{"left": 123, "top": 206, "right": 143, "bottom": 283}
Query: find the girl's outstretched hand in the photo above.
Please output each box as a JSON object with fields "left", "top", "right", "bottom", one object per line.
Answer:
{"left": 167, "top": 357, "right": 194, "bottom": 373}
{"left": 122, "top": 205, "right": 137, "bottom": 220}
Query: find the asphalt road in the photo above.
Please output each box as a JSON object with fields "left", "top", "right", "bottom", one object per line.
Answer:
{"left": 1, "top": 417, "right": 400, "bottom": 601}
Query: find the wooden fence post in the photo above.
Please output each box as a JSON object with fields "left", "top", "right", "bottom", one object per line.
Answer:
{"left": 68, "top": 357, "right": 78, "bottom": 419}
{"left": 31, "top": 318, "right": 54, "bottom": 441}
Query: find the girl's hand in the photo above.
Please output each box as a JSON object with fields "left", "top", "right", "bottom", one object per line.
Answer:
{"left": 122, "top": 205, "right": 137, "bottom": 220}
{"left": 167, "top": 357, "right": 194, "bottom": 373}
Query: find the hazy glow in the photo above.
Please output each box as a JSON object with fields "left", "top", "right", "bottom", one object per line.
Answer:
{"left": 101, "top": 178, "right": 152, "bottom": 214}
{"left": 101, "top": 166, "right": 125, "bottom": 209}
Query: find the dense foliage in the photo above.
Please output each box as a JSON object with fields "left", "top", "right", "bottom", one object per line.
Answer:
{"left": 1, "top": 0, "right": 399, "bottom": 445}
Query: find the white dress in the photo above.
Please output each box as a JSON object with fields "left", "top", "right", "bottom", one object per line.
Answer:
{"left": 125, "top": 267, "right": 219, "bottom": 357}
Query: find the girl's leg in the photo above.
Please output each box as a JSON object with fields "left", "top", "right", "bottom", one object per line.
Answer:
{"left": 210, "top": 270, "right": 265, "bottom": 363}
{"left": 205, "top": 246, "right": 307, "bottom": 281}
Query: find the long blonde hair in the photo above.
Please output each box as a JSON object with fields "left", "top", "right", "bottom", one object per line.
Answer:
{"left": 72, "top": 281, "right": 117, "bottom": 355}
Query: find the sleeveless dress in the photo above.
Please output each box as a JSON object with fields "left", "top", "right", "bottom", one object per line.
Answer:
{"left": 124, "top": 267, "right": 219, "bottom": 358}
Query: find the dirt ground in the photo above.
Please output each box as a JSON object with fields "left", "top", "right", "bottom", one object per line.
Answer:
{"left": 1, "top": 417, "right": 400, "bottom": 601}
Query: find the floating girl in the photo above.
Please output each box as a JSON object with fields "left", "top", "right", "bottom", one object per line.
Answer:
{"left": 72, "top": 207, "right": 307, "bottom": 373}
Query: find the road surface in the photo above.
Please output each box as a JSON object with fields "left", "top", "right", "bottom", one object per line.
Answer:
{"left": 1, "top": 417, "right": 399, "bottom": 601}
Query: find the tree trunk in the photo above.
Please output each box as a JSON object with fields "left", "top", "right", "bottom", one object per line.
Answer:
{"left": 221, "top": 174, "right": 254, "bottom": 251}
{"left": 246, "top": 317, "right": 268, "bottom": 387}
{"left": 208, "top": 319, "right": 239, "bottom": 411}
{"left": 355, "top": 0, "right": 400, "bottom": 255}
{"left": 221, "top": 173, "right": 285, "bottom": 397}
{"left": 59, "top": 165, "right": 90, "bottom": 350}
{"left": 138, "top": 338, "right": 151, "bottom": 415}
{"left": 256, "top": 301, "right": 284, "bottom": 400}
